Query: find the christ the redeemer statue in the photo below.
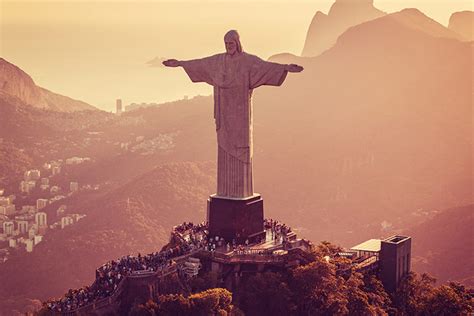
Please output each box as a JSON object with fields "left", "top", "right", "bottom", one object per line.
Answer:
{"left": 164, "top": 30, "right": 303, "bottom": 200}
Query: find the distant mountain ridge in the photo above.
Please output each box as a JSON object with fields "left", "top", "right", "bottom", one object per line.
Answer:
{"left": 301, "top": 0, "right": 386, "bottom": 57}
{"left": 449, "top": 11, "right": 474, "bottom": 41}
{"left": 0, "top": 58, "right": 97, "bottom": 112}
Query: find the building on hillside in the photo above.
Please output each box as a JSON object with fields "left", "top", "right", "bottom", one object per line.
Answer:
{"left": 50, "top": 186, "right": 60, "bottom": 194}
{"left": 36, "top": 199, "right": 48, "bottom": 210}
{"left": 35, "top": 212, "right": 47, "bottom": 227}
{"left": 347, "top": 235, "right": 411, "bottom": 293}
{"left": 52, "top": 165, "right": 61, "bottom": 175}
{"left": 21, "top": 205, "right": 35, "bottom": 214}
{"left": 116, "top": 99, "right": 122, "bottom": 115}
{"left": 0, "top": 205, "right": 15, "bottom": 216}
{"left": 66, "top": 157, "right": 84, "bottom": 165}
{"left": 24, "top": 169, "right": 41, "bottom": 181}
{"left": 20, "top": 180, "right": 37, "bottom": 193}
{"left": 8, "top": 238, "right": 17, "bottom": 248}
{"left": 17, "top": 220, "right": 28, "bottom": 234}
{"left": 34, "top": 234, "right": 43, "bottom": 245}
{"left": 3, "top": 221, "right": 14, "bottom": 235}
{"left": 28, "top": 227, "right": 37, "bottom": 239}
{"left": 350, "top": 238, "right": 381, "bottom": 259}
{"left": 70, "top": 182, "right": 79, "bottom": 192}
{"left": 379, "top": 235, "right": 412, "bottom": 293}
{"left": 0, "top": 197, "right": 10, "bottom": 206}
{"left": 61, "top": 216, "right": 74, "bottom": 229}
{"left": 25, "top": 239, "right": 34, "bottom": 252}
{"left": 56, "top": 205, "right": 67, "bottom": 216}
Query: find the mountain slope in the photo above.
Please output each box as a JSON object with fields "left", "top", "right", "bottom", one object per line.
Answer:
{"left": 408, "top": 205, "right": 474, "bottom": 286}
{"left": 254, "top": 8, "right": 472, "bottom": 245}
{"left": 0, "top": 58, "right": 97, "bottom": 112}
{"left": 0, "top": 162, "right": 215, "bottom": 314}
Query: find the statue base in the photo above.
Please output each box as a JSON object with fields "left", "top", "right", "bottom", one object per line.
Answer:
{"left": 207, "top": 194, "right": 265, "bottom": 244}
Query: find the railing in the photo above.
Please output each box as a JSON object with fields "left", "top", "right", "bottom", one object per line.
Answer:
{"left": 211, "top": 250, "right": 285, "bottom": 264}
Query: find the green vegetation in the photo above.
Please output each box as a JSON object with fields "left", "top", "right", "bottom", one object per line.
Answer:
{"left": 130, "top": 288, "right": 240, "bottom": 316}
{"left": 128, "top": 242, "right": 472, "bottom": 315}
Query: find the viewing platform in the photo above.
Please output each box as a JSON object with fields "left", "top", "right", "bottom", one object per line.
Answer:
{"left": 43, "top": 219, "right": 312, "bottom": 315}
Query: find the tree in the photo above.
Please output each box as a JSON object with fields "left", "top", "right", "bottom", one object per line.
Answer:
{"left": 189, "top": 288, "right": 234, "bottom": 316}
{"left": 240, "top": 272, "right": 294, "bottom": 316}
{"left": 291, "top": 256, "right": 348, "bottom": 315}
{"left": 155, "top": 294, "right": 191, "bottom": 316}
{"left": 393, "top": 272, "right": 473, "bottom": 315}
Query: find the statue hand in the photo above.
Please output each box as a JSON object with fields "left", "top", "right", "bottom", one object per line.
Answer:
{"left": 286, "top": 64, "right": 304, "bottom": 73}
{"left": 163, "top": 59, "right": 181, "bottom": 67}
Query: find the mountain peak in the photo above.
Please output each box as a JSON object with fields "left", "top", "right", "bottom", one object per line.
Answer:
{"left": 448, "top": 11, "right": 474, "bottom": 41}
{"left": 0, "top": 58, "right": 97, "bottom": 112}
{"left": 335, "top": 0, "right": 373, "bottom": 4}
{"left": 301, "top": 0, "right": 385, "bottom": 56}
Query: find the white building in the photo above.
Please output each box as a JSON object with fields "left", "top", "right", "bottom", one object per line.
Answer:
{"left": 70, "top": 182, "right": 79, "bottom": 192}
{"left": 50, "top": 186, "right": 60, "bottom": 194}
{"left": 17, "top": 220, "right": 28, "bottom": 234}
{"left": 34, "top": 235, "right": 43, "bottom": 245}
{"left": 40, "top": 178, "right": 49, "bottom": 185}
{"left": 56, "top": 205, "right": 67, "bottom": 216}
{"left": 36, "top": 199, "right": 48, "bottom": 210}
{"left": 0, "top": 197, "right": 10, "bottom": 206}
{"left": 66, "top": 157, "right": 84, "bottom": 165}
{"left": 24, "top": 169, "right": 41, "bottom": 181}
{"left": 3, "top": 221, "right": 14, "bottom": 235}
{"left": 28, "top": 227, "right": 37, "bottom": 239}
{"left": 25, "top": 239, "right": 34, "bottom": 252}
{"left": 20, "top": 180, "right": 36, "bottom": 193}
{"left": 35, "top": 212, "right": 47, "bottom": 227}
{"left": 52, "top": 166, "right": 61, "bottom": 175}
{"left": 8, "top": 238, "right": 17, "bottom": 248}
{"left": 61, "top": 216, "right": 74, "bottom": 229}
{"left": 0, "top": 205, "right": 15, "bottom": 216}
{"left": 21, "top": 205, "right": 35, "bottom": 214}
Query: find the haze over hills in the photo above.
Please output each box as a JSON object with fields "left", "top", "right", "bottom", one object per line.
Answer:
{"left": 301, "top": 0, "right": 385, "bottom": 57}
{"left": 0, "top": 58, "right": 97, "bottom": 112}
{"left": 255, "top": 7, "right": 472, "bottom": 244}
{"left": 0, "top": 4, "right": 472, "bottom": 315}
{"left": 448, "top": 11, "right": 474, "bottom": 41}
{"left": 0, "top": 162, "right": 215, "bottom": 314}
{"left": 407, "top": 204, "right": 474, "bottom": 287}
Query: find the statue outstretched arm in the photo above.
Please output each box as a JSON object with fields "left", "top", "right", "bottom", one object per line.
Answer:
{"left": 249, "top": 56, "right": 303, "bottom": 89}
{"left": 163, "top": 59, "right": 182, "bottom": 67}
{"left": 163, "top": 55, "right": 220, "bottom": 86}
{"left": 285, "top": 64, "right": 304, "bottom": 73}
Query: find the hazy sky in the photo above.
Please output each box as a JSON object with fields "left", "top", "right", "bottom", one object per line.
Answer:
{"left": 1, "top": 0, "right": 472, "bottom": 111}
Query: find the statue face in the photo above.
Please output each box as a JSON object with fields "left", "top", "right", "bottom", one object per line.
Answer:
{"left": 225, "top": 40, "right": 237, "bottom": 56}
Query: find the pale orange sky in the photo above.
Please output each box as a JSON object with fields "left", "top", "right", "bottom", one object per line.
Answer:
{"left": 1, "top": 0, "right": 472, "bottom": 111}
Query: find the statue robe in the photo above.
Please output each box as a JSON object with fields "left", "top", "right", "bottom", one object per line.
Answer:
{"left": 182, "top": 52, "right": 288, "bottom": 198}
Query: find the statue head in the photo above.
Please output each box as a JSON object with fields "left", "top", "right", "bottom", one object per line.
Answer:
{"left": 224, "top": 30, "right": 243, "bottom": 56}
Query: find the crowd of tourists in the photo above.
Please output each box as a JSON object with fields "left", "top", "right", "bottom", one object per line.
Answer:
{"left": 43, "top": 220, "right": 294, "bottom": 312}
{"left": 264, "top": 218, "right": 293, "bottom": 244}
{"left": 172, "top": 221, "right": 209, "bottom": 251}
{"left": 44, "top": 225, "right": 205, "bottom": 313}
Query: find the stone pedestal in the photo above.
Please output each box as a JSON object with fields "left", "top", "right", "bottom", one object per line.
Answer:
{"left": 207, "top": 194, "right": 265, "bottom": 244}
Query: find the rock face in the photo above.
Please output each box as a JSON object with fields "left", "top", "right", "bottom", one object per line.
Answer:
{"left": 449, "top": 11, "right": 474, "bottom": 41}
{"left": 301, "top": 0, "right": 385, "bottom": 57}
{"left": 0, "top": 58, "right": 96, "bottom": 112}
